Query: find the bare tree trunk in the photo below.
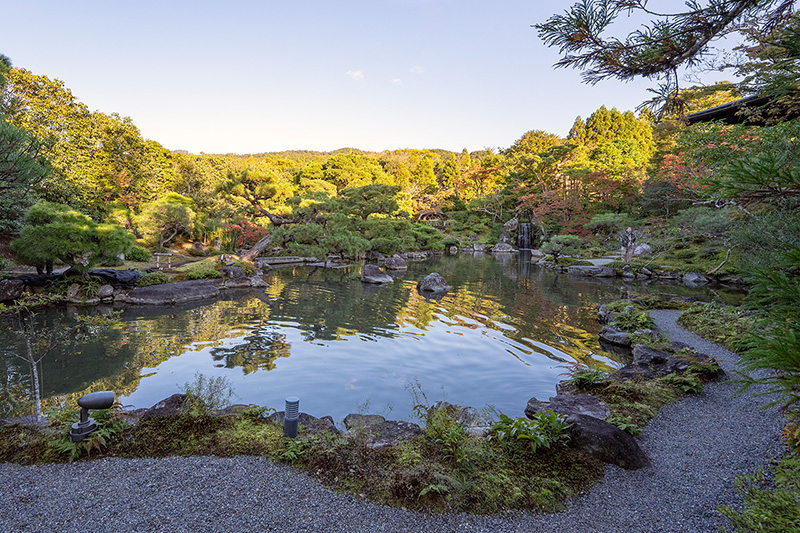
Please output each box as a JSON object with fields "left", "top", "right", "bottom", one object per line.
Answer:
{"left": 241, "top": 232, "right": 274, "bottom": 262}
{"left": 24, "top": 337, "right": 42, "bottom": 420}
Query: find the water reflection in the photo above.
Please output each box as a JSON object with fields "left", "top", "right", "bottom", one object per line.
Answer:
{"left": 0, "top": 254, "right": 743, "bottom": 422}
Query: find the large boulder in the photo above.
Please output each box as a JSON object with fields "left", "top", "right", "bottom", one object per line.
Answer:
{"left": 525, "top": 394, "right": 609, "bottom": 420}
{"left": 491, "top": 243, "right": 514, "bottom": 253}
{"left": 88, "top": 269, "right": 143, "bottom": 289}
{"left": 342, "top": 413, "right": 422, "bottom": 448}
{"left": 417, "top": 272, "right": 451, "bottom": 294}
{"left": 191, "top": 242, "right": 211, "bottom": 256}
{"left": 141, "top": 394, "right": 187, "bottom": 420}
{"left": 428, "top": 401, "right": 494, "bottom": 437}
{"left": 599, "top": 326, "right": 632, "bottom": 347}
{"left": 220, "top": 265, "right": 248, "bottom": 280}
{"left": 0, "top": 279, "right": 25, "bottom": 302}
{"left": 633, "top": 243, "right": 652, "bottom": 257}
{"left": 361, "top": 264, "right": 393, "bottom": 284}
{"left": 384, "top": 255, "right": 408, "bottom": 271}
{"left": 97, "top": 284, "right": 114, "bottom": 300}
{"left": 120, "top": 279, "right": 220, "bottom": 305}
{"left": 497, "top": 231, "right": 512, "bottom": 244}
{"left": 568, "top": 266, "right": 617, "bottom": 278}
{"left": 565, "top": 414, "right": 650, "bottom": 470}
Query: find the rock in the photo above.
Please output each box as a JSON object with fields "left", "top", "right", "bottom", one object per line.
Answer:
{"left": 596, "top": 304, "right": 616, "bottom": 324}
{"left": 270, "top": 412, "right": 340, "bottom": 435}
{"left": 88, "top": 269, "right": 143, "bottom": 289}
{"left": 66, "top": 283, "right": 81, "bottom": 299}
{"left": 220, "top": 265, "right": 247, "bottom": 279}
{"left": 428, "top": 401, "right": 494, "bottom": 438}
{"left": 404, "top": 252, "right": 428, "bottom": 262}
{"left": 670, "top": 296, "right": 699, "bottom": 303}
{"left": 503, "top": 217, "right": 518, "bottom": 232}
{"left": 621, "top": 265, "right": 635, "bottom": 278}
{"left": 640, "top": 267, "right": 652, "bottom": 277}
{"left": 0, "top": 279, "right": 25, "bottom": 302}
{"left": 384, "top": 255, "right": 408, "bottom": 270}
{"left": 192, "top": 242, "right": 211, "bottom": 256}
{"left": 568, "top": 266, "right": 617, "bottom": 278}
{"left": 653, "top": 270, "right": 681, "bottom": 280}
{"left": 492, "top": 243, "right": 514, "bottom": 253}
{"left": 120, "top": 279, "right": 220, "bottom": 305}
{"left": 565, "top": 414, "right": 650, "bottom": 470}
{"left": 97, "top": 284, "right": 114, "bottom": 299}
{"left": 473, "top": 244, "right": 486, "bottom": 252}
{"left": 212, "top": 236, "right": 221, "bottom": 251}
{"left": 447, "top": 245, "right": 458, "bottom": 255}
{"left": 361, "top": 264, "right": 393, "bottom": 284}
{"left": 141, "top": 394, "right": 187, "bottom": 420}
{"left": 525, "top": 394, "right": 609, "bottom": 420}
{"left": 342, "top": 413, "right": 422, "bottom": 448}
{"left": 248, "top": 275, "right": 268, "bottom": 288}
{"left": 417, "top": 272, "right": 451, "bottom": 294}
{"left": 632, "top": 345, "right": 671, "bottom": 365}
{"left": 599, "top": 326, "right": 632, "bottom": 347}
{"left": 497, "top": 231, "right": 512, "bottom": 243}
{"left": 469, "top": 235, "right": 479, "bottom": 242}
{"left": 633, "top": 243, "right": 652, "bottom": 257}
{"left": 683, "top": 272, "right": 709, "bottom": 287}
{"left": 365, "top": 250, "right": 385, "bottom": 262}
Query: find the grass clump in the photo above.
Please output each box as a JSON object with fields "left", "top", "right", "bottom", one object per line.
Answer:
{"left": 136, "top": 271, "right": 171, "bottom": 287}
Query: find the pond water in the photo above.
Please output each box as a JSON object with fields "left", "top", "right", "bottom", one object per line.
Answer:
{"left": 0, "top": 254, "right": 742, "bottom": 422}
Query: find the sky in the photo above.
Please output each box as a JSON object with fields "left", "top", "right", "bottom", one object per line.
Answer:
{"left": 3, "top": 0, "right": 730, "bottom": 155}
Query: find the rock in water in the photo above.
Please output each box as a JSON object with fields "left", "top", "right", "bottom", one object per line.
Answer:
{"left": 361, "top": 264, "right": 393, "bottom": 284}
{"left": 417, "top": 272, "right": 451, "bottom": 293}
{"left": 384, "top": 255, "right": 408, "bottom": 270}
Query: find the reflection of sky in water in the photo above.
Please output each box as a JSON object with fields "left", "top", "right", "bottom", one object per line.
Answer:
{"left": 2, "top": 254, "right": 740, "bottom": 422}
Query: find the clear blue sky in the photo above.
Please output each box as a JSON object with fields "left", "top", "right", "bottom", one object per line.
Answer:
{"left": 3, "top": 0, "right": 715, "bottom": 154}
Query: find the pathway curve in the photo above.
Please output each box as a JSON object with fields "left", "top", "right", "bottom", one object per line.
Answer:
{"left": 0, "top": 311, "right": 785, "bottom": 532}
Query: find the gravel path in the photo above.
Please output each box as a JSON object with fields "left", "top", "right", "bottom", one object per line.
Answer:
{"left": 0, "top": 311, "right": 785, "bottom": 532}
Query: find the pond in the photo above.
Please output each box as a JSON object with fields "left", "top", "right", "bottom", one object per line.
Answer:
{"left": 0, "top": 253, "right": 742, "bottom": 422}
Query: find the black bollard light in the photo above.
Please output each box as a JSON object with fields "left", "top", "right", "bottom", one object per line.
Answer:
{"left": 69, "top": 391, "right": 115, "bottom": 443}
{"left": 284, "top": 396, "right": 299, "bottom": 438}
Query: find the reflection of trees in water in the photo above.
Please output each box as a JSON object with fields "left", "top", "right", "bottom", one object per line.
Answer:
{"left": 210, "top": 327, "right": 291, "bottom": 373}
{"left": 263, "top": 266, "right": 413, "bottom": 342}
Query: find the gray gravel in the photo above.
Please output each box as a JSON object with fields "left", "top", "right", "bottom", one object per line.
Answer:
{"left": 0, "top": 310, "right": 785, "bottom": 532}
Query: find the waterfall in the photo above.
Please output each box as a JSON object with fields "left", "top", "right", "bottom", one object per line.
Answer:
{"left": 517, "top": 222, "right": 532, "bottom": 249}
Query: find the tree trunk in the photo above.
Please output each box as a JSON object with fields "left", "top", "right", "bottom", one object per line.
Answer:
{"left": 241, "top": 232, "right": 274, "bottom": 262}
{"left": 25, "top": 336, "right": 42, "bottom": 420}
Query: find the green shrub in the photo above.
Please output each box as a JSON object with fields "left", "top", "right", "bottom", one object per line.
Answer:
{"left": 491, "top": 411, "right": 570, "bottom": 452}
{"left": 562, "top": 365, "right": 609, "bottom": 388}
{"left": 186, "top": 267, "right": 222, "bottom": 280}
{"left": 136, "top": 271, "right": 171, "bottom": 287}
{"left": 181, "top": 372, "right": 236, "bottom": 417}
{"left": 126, "top": 245, "right": 152, "bottom": 262}
{"left": 718, "top": 452, "right": 800, "bottom": 532}
{"left": 611, "top": 309, "right": 655, "bottom": 332}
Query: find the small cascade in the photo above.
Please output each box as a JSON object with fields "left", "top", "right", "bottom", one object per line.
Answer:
{"left": 516, "top": 222, "right": 532, "bottom": 249}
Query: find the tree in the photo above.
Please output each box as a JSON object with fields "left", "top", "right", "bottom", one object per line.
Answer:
{"left": 535, "top": 0, "right": 796, "bottom": 115}
{"left": 11, "top": 201, "right": 134, "bottom": 275}
{"left": 320, "top": 153, "right": 391, "bottom": 191}
{"left": 136, "top": 193, "right": 197, "bottom": 248}
{"left": 541, "top": 234, "right": 585, "bottom": 264}
{"left": 0, "top": 117, "right": 51, "bottom": 231}
{"left": 506, "top": 130, "right": 562, "bottom": 156}
{"left": 334, "top": 184, "right": 400, "bottom": 220}
{"left": 3, "top": 299, "right": 121, "bottom": 419}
